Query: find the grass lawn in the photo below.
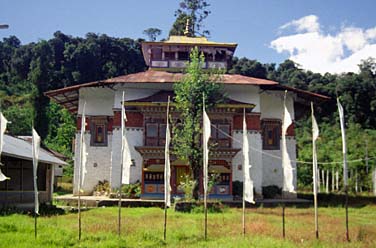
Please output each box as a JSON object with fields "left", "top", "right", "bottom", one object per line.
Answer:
{"left": 1, "top": 205, "right": 375, "bottom": 247}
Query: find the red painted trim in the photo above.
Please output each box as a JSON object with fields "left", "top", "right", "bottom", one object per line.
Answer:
{"left": 233, "top": 113, "right": 261, "bottom": 130}
{"left": 76, "top": 117, "right": 90, "bottom": 131}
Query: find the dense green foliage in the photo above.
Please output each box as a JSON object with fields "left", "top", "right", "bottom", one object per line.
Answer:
{"left": 230, "top": 57, "right": 376, "bottom": 192}
{"left": 170, "top": 0, "right": 211, "bottom": 37}
{"left": 0, "top": 32, "right": 146, "bottom": 160}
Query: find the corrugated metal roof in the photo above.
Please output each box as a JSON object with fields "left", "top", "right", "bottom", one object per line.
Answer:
{"left": 45, "top": 70, "right": 329, "bottom": 114}
{"left": 142, "top": 36, "right": 237, "bottom": 47}
{"left": 2, "top": 135, "right": 67, "bottom": 166}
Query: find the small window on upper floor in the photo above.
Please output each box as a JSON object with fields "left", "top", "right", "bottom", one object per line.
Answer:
{"left": 178, "top": 51, "right": 189, "bottom": 61}
{"left": 151, "top": 47, "right": 162, "bottom": 60}
{"left": 164, "top": 52, "right": 175, "bottom": 60}
{"left": 210, "top": 121, "right": 231, "bottom": 148}
{"left": 91, "top": 117, "right": 108, "bottom": 147}
{"left": 215, "top": 50, "right": 226, "bottom": 62}
{"left": 262, "top": 120, "right": 281, "bottom": 150}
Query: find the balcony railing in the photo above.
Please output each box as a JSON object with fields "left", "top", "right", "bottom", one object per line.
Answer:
{"left": 150, "top": 60, "right": 227, "bottom": 70}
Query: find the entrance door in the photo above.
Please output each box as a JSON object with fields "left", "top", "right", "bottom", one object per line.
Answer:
{"left": 174, "top": 166, "right": 189, "bottom": 194}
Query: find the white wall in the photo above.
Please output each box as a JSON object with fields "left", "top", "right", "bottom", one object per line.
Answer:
{"left": 224, "top": 85, "right": 261, "bottom": 112}
{"left": 73, "top": 132, "right": 112, "bottom": 195}
{"left": 262, "top": 138, "right": 297, "bottom": 189}
{"left": 110, "top": 128, "right": 144, "bottom": 189}
{"left": 78, "top": 87, "right": 115, "bottom": 116}
{"left": 232, "top": 130, "right": 263, "bottom": 195}
{"left": 260, "top": 91, "right": 295, "bottom": 120}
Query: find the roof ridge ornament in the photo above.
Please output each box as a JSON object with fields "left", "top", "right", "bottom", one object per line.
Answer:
{"left": 184, "top": 18, "right": 192, "bottom": 37}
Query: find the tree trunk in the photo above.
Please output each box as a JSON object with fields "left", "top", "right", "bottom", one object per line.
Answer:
{"left": 322, "top": 170, "right": 325, "bottom": 193}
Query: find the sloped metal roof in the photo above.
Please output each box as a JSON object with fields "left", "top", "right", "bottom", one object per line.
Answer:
{"left": 2, "top": 135, "right": 67, "bottom": 166}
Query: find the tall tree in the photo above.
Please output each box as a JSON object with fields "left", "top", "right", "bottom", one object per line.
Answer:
{"left": 173, "top": 47, "right": 223, "bottom": 199}
{"left": 143, "top": 28, "right": 162, "bottom": 41}
{"left": 171, "top": 0, "right": 211, "bottom": 37}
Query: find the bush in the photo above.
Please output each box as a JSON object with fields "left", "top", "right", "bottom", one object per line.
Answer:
{"left": 93, "top": 180, "right": 111, "bottom": 196}
{"left": 121, "top": 183, "right": 141, "bottom": 198}
{"left": 262, "top": 185, "right": 281, "bottom": 199}
{"left": 232, "top": 181, "right": 243, "bottom": 198}
{"left": 178, "top": 175, "right": 196, "bottom": 202}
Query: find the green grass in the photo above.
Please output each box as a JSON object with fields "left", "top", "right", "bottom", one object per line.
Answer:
{"left": 0, "top": 206, "right": 375, "bottom": 247}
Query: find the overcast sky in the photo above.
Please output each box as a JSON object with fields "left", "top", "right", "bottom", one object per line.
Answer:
{"left": 1, "top": 0, "right": 376, "bottom": 74}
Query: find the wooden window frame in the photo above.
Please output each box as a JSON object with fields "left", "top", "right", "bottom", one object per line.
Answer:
{"left": 145, "top": 119, "right": 168, "bottom": 146}
{"left": 210, "top": 121, "right": 231, "bottom": 148}
{"left": 90, "top": 117, "right": 108, "bottom": 147}
{"left": 262, "top": 119, "right": 281, "bottom": 150}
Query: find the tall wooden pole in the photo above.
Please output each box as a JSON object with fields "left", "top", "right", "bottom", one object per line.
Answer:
{"left": 118, "top": 91, "right": 126, "bottom": 236}
{"left": 242, "top": 108, "right": 246, "bottom": 236}
{"left": 312, "top": 102, "right": 319, "bottom": 239}
{"left": 163, "top": 96, "right": 170, "bottom": 241}
{"left": 282, "top": 204, "right": 285, "bottom": 239}
{"left": 203, "top": 94, "right": 208, "bottom": 240}
{"left": 78, "top": 102, "right": 86, "bottom": 241}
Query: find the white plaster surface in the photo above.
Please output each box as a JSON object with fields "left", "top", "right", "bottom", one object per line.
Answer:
{"left": 232, "top": 131, "right": 263, "bottom": 194}
{"left": 224, "top": 85, "right": 260, "bottom": 112}
{"left": 262, "top": 138, "right": 297, "bottom": 189}
{"left": 73, "top": 132, "right": 112, "bottom": 195}
{"left": 78, "top": 87, "right": 115, "bottom": 116}
{"left": 110, "top": 128, "right": 144, "bottom": 189}
{"left": 260, "top": 91, "right": 295, "bottom": 120}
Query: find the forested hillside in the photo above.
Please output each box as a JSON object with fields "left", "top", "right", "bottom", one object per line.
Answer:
{"left": 0, "top": 32, "right": 375, "bottom": 191}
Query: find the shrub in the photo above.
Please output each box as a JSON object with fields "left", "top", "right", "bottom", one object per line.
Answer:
{"left": 178, "top": 174, "right": 197, "bottom": 202}
{"left": 121, "top": 183, "right": 141, "bottom": 198}
{"left": 262, "top": 185, "right": 281, "bottom": 199}
{"left": 93, "top": 180, "right": 111, "bottom": 196}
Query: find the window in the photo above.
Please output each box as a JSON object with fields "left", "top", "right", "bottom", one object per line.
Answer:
{"left": 262, "top": 120, "right": 281, "bottom": 150}
{"left": 178, "top": 51, "right": 189, "bottom": 61}
{"left": 90, "top": 118, "right": 108, "bottom": 146}
{"left": 215, "top": 50, "right": 226, "bottom": 61}
{"left": 151, "top": 47, "right": 162, "bottom": 60}
{"left": 145, "top": 119, "right": 168, "bottom": 146}
{"left": 164, "top": 52, "right": 175, "bottom": 60}
{"left": 210, "top": 122, "right": 231, "bottom": 148}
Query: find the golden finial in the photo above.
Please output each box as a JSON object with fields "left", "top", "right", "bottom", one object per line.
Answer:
{"left": 184, "top": 18, "right": 191, "bottom": 36}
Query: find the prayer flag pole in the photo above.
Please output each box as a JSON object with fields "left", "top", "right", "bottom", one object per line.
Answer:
{"left": 163, "top": 96, "right": 171, "bottom": 241}
{"left": 118, "top": 92, "right": 125, "bottom": 236}
{"left": 78, "top": 101, "right": 87, "bottom": 241}
{"left": 337, "top": 98, "right": 350, "bottom": 242}
{"left": 311, "top": 102, "right": 319, "bottom": 239}
{"left": 118, "top": 91, "right": 132, "bottom": 236}
{"left": 242, "top": 108, "right": 255, "bottom": 236}
{"left": 281, "top": 90, "right": 294, "bottom": 239}
{"left": 32, "top": 128, "right": 40, "bottom": 239}
{"left": 202, "top": 94, "right": 211, "bottom": 240}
